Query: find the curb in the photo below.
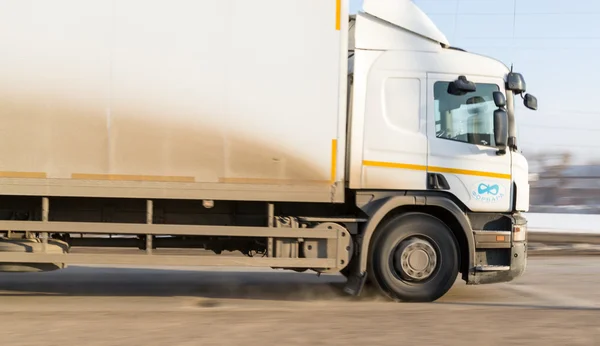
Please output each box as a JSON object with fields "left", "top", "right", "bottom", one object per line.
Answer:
{"left": 529, "top": 232, "right": 600, "bottom": 245}
{"left": 528, "top": 230, "right": 600, "bottom": 256}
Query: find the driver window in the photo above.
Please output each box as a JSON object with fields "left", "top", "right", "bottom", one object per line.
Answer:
{"left": 434, "top": 82, "right": 500, "bottom": 147}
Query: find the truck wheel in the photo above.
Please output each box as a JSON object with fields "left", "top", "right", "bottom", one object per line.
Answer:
{"left": 368, "top": 212, "right": 459, "bottom": 302}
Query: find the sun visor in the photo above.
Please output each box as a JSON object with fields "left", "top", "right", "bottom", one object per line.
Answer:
{"left": 362, "top": 0, "right": 450, "bottom": 46}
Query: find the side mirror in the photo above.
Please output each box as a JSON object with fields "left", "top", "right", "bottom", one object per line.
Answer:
{"left": 494, "top": 109, "right": 508, "bottom": 154}
{"left": 493, "top": 91, "right": 506, "bottom": 108}
{"left": 448, "top": 75, "right": 476, "bottom": 96}
{"left": 524, "top": 94, "right": 538, "bottom": 110}
{"left": 507, "top": 72, "right": 527, "bottom": 93}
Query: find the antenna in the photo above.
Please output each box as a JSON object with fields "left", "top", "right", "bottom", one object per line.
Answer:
{"left": 511, "top": 0, "right": 518, "bottom": 61}
{"left": 452, "top": 0, "right": 460, "bottom": 42}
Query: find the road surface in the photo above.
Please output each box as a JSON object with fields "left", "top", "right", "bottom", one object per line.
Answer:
{"left": 0, "top": 257, "right": 598, "bottom": 346}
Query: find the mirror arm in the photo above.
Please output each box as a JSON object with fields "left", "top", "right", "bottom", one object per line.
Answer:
{"left": 508, "top": 136, "right": 518, "bottom": 152}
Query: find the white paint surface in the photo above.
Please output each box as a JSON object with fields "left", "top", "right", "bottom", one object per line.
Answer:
{"left": 0, "top": 0, "right": 348, "bottom": 185}
{"left": 362, "top": 0, "right": 449, "bottom": 45}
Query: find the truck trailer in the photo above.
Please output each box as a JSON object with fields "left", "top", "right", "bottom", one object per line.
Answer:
{"left": 0, "top": 0, "right": 538, "bottom": 302}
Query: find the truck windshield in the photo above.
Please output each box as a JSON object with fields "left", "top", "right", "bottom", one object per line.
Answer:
{"left": 434, "top": 82, "right": 500, "bottom": 147}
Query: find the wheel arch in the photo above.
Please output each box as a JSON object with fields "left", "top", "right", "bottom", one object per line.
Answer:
{"left": 356, "top": 194, "right": 474, "bottom": 280}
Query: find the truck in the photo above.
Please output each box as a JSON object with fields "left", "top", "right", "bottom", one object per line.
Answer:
{"left": 0, "top": 0, "right": 538, "bottom": 302}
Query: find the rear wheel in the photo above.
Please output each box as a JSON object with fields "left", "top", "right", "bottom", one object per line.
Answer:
{"left": 368, "top": 212, "right": 459, "bottom": 302}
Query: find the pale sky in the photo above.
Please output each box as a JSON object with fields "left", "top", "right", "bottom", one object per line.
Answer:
{"left": 350, "top": 0, "right": 600, "bottom": 165}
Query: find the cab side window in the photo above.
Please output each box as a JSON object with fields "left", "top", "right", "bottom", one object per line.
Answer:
{"left": 434, "top": 82, "right": 500, "bottom": 147}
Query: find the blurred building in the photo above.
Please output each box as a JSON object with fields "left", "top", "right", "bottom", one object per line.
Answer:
{"left": 529, "top": 164, "right": 600, "bottom": 214}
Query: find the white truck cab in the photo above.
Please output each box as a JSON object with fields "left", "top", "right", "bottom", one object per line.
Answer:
{"left": 349, "top": 2, "right": 536, "bottom": 213}
{"left": 342, "top": 1, "right": 538, "bottom": 298}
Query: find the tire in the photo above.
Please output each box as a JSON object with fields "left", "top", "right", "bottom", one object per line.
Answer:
{"left": 368, "top": 212, "right": 459, "bottom": 302}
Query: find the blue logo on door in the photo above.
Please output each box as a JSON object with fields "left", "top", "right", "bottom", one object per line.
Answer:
{"left": 472, "top": 182, "right": 505, "bottom": 203}
{"left": 477, "top": 183, "right": 499, "bottom": 196}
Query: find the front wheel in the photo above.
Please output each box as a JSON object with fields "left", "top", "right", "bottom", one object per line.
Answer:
{"left": 368, "top": 212, "right": 459, "bottom": 302}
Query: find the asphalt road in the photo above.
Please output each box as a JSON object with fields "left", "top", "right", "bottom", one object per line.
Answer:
{"left": 0, "top": 257, "right": 598, "bottom": 346}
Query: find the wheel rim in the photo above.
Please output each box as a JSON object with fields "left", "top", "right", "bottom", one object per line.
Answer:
{"left": 393, "top": 237, "right": 438, "bottom": 282}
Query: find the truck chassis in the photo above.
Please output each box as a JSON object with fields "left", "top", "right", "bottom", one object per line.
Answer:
{"left": 0, "top": 196, "right": 353, "bottom": 273}
{"left": 0, "top": 191, "right": 526, "bottom": 302}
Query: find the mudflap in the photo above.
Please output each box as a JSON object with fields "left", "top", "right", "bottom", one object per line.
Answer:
{"left": 343, "top": 271, "right": 368, "bottom": 296}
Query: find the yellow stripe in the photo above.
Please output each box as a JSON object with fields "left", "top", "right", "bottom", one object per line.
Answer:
{"left": 219, "top": 177, "right": 330, "bottom": 185}
{"left": 335, "top": 0, "right": 341, "bottom": 30}
{"left": 0, "top": 171, "right": 47, "bottom": 179}
{"left": 72, "top": 173, "right": 195, "bottom": 183}
{"left": 331, "top": 139, "right": 338, "bottom": 183}
{"left": 363, "top": 160, "right": 427, "bottom": 171}
{"left": 428, "top": 165, "right": 511, "bottom": 180}
{"left": 363, "top": 160, "right": 511, "bottom": 180}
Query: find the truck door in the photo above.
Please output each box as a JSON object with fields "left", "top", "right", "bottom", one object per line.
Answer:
{"left": 426, "top": 73, "right": 512, "bottom": 212}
